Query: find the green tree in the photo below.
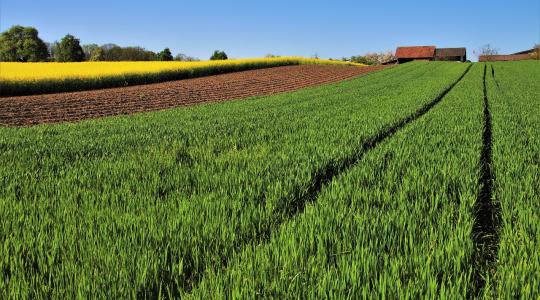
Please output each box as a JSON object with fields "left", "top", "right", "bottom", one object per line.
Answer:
{"left": 0, "top": 25, "right": 49, "bottom": 62}
{"left": 89, "top": 47, "right": 105, "bottom": 61}
{"left": 100, "top": 46, "right": 156, "bottom": 61}
{"left": 158, "top": 48, "right": 173, "bottom": 61}
{"left": 174, "top": 53, "right": 199, "bottom": 61}
{"left": 121, "top": 47, "right": 156, "bottom": 61}
{"left": 82, "top": 44, "right": 100, "bottom": 61}
{"left": 210, "top": 50, "right": 228, "bottom": 60}
{"left": 55, "top": 34, "right": 85, "bottom": 62}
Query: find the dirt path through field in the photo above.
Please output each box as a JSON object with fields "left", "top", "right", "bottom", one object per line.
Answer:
{"left": 0, "top": 65, "right": 387, "bottom": 126}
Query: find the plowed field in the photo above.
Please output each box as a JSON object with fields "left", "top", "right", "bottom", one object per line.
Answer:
{"left": 0, "top": 64, "right": 386, "bottom": 126}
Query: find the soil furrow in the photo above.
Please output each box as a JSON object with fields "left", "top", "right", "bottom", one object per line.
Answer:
{"left": 0, "top": 65, "right": 387, "bottom": 126}
{"left": 472, "top": 64, "right": 500, "bottom": 297}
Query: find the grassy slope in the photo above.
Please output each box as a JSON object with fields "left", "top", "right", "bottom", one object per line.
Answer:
{"left": 0, "top": 62, "right": 470, "bottom": 298}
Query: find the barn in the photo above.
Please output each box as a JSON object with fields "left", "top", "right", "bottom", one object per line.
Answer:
{"left": 395, "top": 46, "right": 467, "bottom": 63}
{"left": 395, "top": 46, "right": 436, "bottom": 64}
{"left": 512, "top": 48, "right": 537, "bottom": 55}
{"left": 478, "top": 54, "right": 532, "bottom": 62}
{"left": 478, "top": 48, "right": 538, "bottom": 62}
{"left": 435, "top": 48, "right": 467, "bottom": 62}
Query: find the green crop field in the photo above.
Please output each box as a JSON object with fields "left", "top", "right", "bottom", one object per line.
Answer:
{"left": 487, "top": 61, "right": 540, "bottom": 297}
{"left": 0, "top": 61, "right": 538, "bottom": 298}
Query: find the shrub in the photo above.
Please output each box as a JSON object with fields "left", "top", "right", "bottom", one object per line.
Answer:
{"left": 158, "top": 48, "right": 173, "bottom": 61}
{"left": 210, "top": 50, "right": 228, "bottom": 60}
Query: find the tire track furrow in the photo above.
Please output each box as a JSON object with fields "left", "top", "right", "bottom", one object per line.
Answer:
{"left": 179, "top": 64, "right": 473, "bottom": 295}
{"left": 472, "top": 64, "right": 500, "bottom": 297}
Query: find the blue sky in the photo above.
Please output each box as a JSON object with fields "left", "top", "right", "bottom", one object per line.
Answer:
{"left": 1, "top": 0, "right": 539, "bottom": 61}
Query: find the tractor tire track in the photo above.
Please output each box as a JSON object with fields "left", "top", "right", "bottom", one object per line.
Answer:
{"left": 173, "top": 64, "right": 473, "bottom": 296}
{"left": 471, "top": 64, "right": 500, "bottom": 297}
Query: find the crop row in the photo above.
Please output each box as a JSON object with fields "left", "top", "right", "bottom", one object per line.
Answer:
{"left": 190, "top": 63, "right": 486, "bottom": 298}
{"left": 0, "top": 57, "right": 363, "bottom": 97}
{"left": 0, "top": 62, "right": 469, "bottom": 298}
{"left": 487, "top": 61, "right": 540, "bottom": 298}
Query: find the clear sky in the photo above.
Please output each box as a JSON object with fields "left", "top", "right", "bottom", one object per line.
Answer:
{"left": 1, "top": 0, "right": 539, "bottom": 61}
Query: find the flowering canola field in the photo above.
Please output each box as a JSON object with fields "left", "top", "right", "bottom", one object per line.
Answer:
{"left": 0, "top": 57, "right": 363, "bottom": 96}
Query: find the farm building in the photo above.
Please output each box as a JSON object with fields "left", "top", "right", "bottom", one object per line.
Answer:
{"left": 395, "top": 46, "right": 436, "bottom": 64}
{"left": 479, "top": 54, "right": 530, "bottom": 62}
{"left": 512, "top": 48, "right": 537, "bottom": 55}
{"left": 479, "top": 48, "right": 539, "bottom": 62}
{"left": 435, "top": 48, "right": 467, "bottom": 62}
{"left": 395, "top": 46, "right": 467, "bottom": 63}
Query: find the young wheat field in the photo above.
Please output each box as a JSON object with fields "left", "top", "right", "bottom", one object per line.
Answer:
{"left": 0, "top": 61, "right": 538, "bottom": 298}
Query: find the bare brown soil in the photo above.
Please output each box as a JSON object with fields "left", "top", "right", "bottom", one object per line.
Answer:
{"left": 0, "top": 65, "right": 387, "bottom": 126}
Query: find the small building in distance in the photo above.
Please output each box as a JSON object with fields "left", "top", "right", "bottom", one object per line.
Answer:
{"left": 435, "top": 48, "right": 467, "bottom": 62}
{"left": 395, "top": 46, "right": 467, "bottom": 63}
{"left": 512, "top": 48, "right": 537, "bottom": 55}
{"left": 478, "top": 48, "right": 538, "bottom": 62}
{"left": 395, "top": 46, "right": 436, "bottom": 64}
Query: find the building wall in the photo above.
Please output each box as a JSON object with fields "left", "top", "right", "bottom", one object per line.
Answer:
{"left": 479, "top": 54, "right": 532, "bottom": 62}
{"left": 397, "top": 58, "right": 432, "bottom": 64}
{"left": 434, "top": 56, "right": 466, "bottom": 62}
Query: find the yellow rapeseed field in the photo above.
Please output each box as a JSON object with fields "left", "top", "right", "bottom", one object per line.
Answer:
{"left": 0, "top": 57, "right": 364, "bottom": 96}
{"left": 0, "top": 57, "right": 362, "bottom": 81}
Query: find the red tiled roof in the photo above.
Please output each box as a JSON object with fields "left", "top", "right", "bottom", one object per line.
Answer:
{"left": 396, "top": 46, "right": 436, "bottom": 59}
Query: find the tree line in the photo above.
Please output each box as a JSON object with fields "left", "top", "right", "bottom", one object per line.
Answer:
{"left": 340, "top": 51, "right": 397, "bottom": 65}
{"left": 0, "top": 25, "right": 229, "bottom": 62}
